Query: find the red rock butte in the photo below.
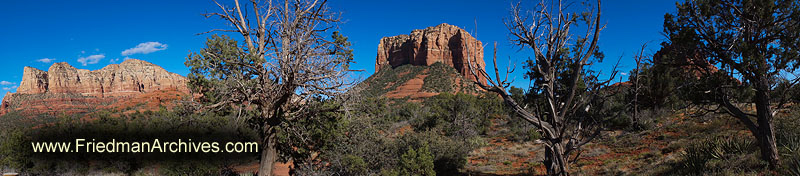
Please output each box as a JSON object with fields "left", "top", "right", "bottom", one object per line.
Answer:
{"left": 1, "top": 59, "right": 190, "bottom": 116}
{"left": 375, "top": 23, "right": 488, "bottom": 86}
{"left": 16, "top": 59, "right": 188, "bottom": 96}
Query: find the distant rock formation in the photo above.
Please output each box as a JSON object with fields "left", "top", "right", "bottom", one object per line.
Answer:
{"left": 1, "top": 59, "right": 189, "bottom": 116}
{"left": 17, "top": 59, "right": 188, "bottom": 96}
{"left": 375, "top": 23, "right": 487, "bottom": 86}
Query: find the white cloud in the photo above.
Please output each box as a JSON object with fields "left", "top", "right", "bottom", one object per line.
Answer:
{"left": 36, "top": 58, "right": 55, "bottom": 63}
{"left": 77, "top": 54, "right": 105, "bottom": 66}
{"left": 121, "top": 42, "right": 167, "bottom": 56}
{"left": 2, "top": 86, "right": 18, "bottom": 91}
{"left": 621, "top": 72, "right": 628, "bottom": 76}
{"left": 0, "top": 81, "right": 14, "bottom": 85}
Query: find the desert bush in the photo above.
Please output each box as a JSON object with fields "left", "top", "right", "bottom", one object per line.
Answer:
{"left": 318, "top": 116, "right": 397, "bottom": 175}
{"left": 508, "top": 126, "right": 541, "bottom": 142}
{"left": 397, "top": 130, "right": 475, "bottom": 175}
{"left": 674, "top": 137, "right": 761, "bottom": 174}
{"left": 397, "top": 143, "right": 436, "bottom": 176}
{"left": 319, "top": 126, "right": 472, "bottom": 175}
{"left": 316, "top": 93, "right": 498, "bottom": 175}
{"left": 340, "top": 154, "right": 369, "bottom": 175}
{"left": 0, "top": 128, "right": 31, "bottom": 172}
{"left": 777, "top": 106, "right": 800, "bottom": 147}
{"left": 776, "top": 107, "right": 800, "bottom": 175}
{"left": 633, "top": 108, "right": 671, "bottom": 130}
{"left": 416, "top": 92, "right": 501, "bottom": 137}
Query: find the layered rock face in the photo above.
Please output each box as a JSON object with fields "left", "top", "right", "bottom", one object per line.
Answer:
{"left": 16, "top": 59, "right": 188, "bottom": 96}
{"left": 18, "top": 67, "right": 49, "bottom": 94}
{"left": 375, "top": 23, "right": 488, "bottom": 86}
{"left": 1, "top": 59, "right": 189, "bottom": 116}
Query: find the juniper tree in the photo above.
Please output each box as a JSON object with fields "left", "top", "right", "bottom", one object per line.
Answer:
{"left": 665, "top": 0, "right": 800, "bottom": 169}
{"left": 187, "top": 0, "right": 353, "bottom": 175}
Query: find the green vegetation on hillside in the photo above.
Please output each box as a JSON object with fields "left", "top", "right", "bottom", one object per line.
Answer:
{"left": 357, "top": 62, "right": 482, "bottom": 98}
{"left": 358, "top": 64, "right": 427, "bottom": 97}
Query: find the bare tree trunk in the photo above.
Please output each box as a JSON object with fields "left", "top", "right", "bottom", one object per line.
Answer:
{"left": 754, "top": 78, "right": 780, "bottom": 169}
{"left": 631, "top": 63, "right": 639, "bottom": 127}
{"left": 754, "top": 125, "right": 780, "bottom": 170}
{"left": 632, "top": 88, "right": 639, "bottom": 127}
{"left": 258, "top": 137, "right": 278, "bottom": 176}
{"left": 631, "top": 43, "right": 648, "bottom": 128}
{"left": 544, "top": 142, "right": 569, "bottom": 176}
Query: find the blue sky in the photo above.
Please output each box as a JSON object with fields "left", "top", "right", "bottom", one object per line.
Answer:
{"left": 0, "top": 0, "right": 680, "bottom": 99}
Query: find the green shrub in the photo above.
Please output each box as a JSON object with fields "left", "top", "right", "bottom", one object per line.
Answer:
{"left": 777, "top": 107, "right": 800, "bottom": 147}
{"left": 314, "top": 93, "right": 499, "bottom": 175}
{"left": 0, "top": 128, "right": 32, "bottom": 171}
{"left": 398, "top": 143, "right": 436, "bottom": 176}
{"left": 399, "top": 131, "right": 472, "bottom": 175}
{"left": 417, "top": 93, "right": 504, "bottom": 137}
{"left": 380, "top": 169, "right": 400, "bottom": 176}
{"left": 676, "top": 137, "right": 758, "bottom": 174}
{"left": 507, "top": 121, "right": 540, "bottom": 142}
{"left": 777, "top": 107, "right": 800, "bottom": 175}
{"left": 342, "top": 155, "right": 369, "bottom": 175}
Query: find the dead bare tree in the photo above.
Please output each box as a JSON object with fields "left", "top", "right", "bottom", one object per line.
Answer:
{"left": 190, "top": 0, "right": 353, "bottom": 175}
{"left": 629, "top": 43, "right": 649, "bottom": 128}
{"left": 466, "top": 0, "right": 616, "bottom": 175}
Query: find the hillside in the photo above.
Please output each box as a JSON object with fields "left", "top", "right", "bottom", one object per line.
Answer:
{"left": 357, "top": 62, "right": 483, "bottom": 99}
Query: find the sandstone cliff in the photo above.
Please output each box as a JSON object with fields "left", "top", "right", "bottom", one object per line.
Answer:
{"left": 375, "top": 23, "right": 487, "bottom": 86}
{"left": 17, "top": 59, "right": 188, "bottom": 96}
{"left": 1, "top": 59, "right": 189, "bottom": 116}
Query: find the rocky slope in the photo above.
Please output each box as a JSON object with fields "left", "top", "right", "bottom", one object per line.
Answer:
{"left": 375, "top": 23, "right": 488, "bottom": 86}
{"left": 1, "top": 59, "right": 190, "bottom": 116}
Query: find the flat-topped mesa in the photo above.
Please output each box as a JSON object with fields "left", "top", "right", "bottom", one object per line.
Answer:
{"left": 16, "top": 59, "right": 189, "bottom": 97}
{"left": 376, "top": 23, "right": 488, "bottom": 86}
